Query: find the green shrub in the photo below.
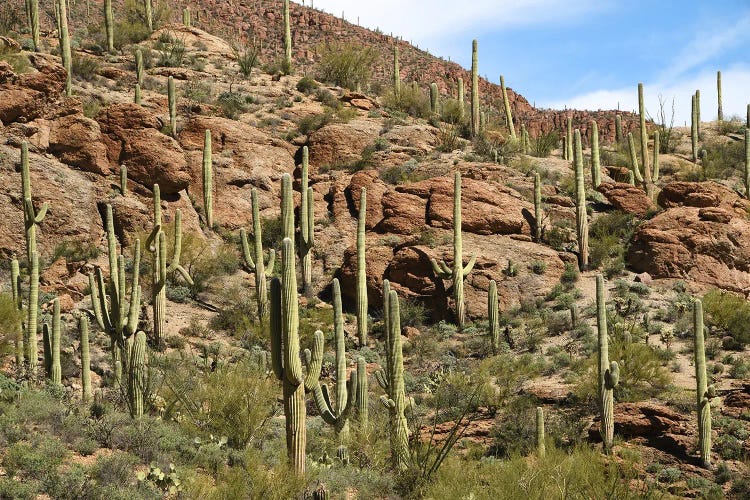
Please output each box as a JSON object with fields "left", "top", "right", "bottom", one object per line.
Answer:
{"left": 216, "top": 91, "right": 247, "bottom": 119}
{"left": 439, "top": 98, "right": 466, "bottom": 125}
{"left": 700, "top": 138, "right": 745, "bottom": 180}
{"left": 560, "top": 263, "right": 579, "bottom": 288}
{"left": 297, "top": 111, "right": 333, "bottom": 135}
{"left": 71, "top": 54, "right": 100, "bottom": 81}
{"left": 296, "top": 76, "right": 319, "bottom": 93}
{"left": 531, "top": 131, "right": 559, "bottom": 158}
{"left": 53, "top": 239, "right": 100, "bottom": 263}
{"left": 235, "top": 45, "right": 259, "bottom": 78}
{"left": 380, "top": 159, "right": 428, "bottom": 185}
{"left": 382, "top": 83, "right": 431, "bottom": 118}
{"left": 0, "top": 293, "right": 21, "bottom": 356}
{"left": 317, "top": 42, "right": 377, "bottom": 90}
{"left": 702, "top": 289, "right": 750, "bottom": 349}
{"left": 0, "top": 45, "right": 31, "bottom": 74}
{"left": 589, "top": 211, "right": 637, "bottom": 272}
{"left": 3, "top": 435, "right": 68, "bottom": 485}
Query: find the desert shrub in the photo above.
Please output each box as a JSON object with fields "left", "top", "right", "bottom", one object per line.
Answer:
{"left": 436, "top": 123, "right": 463, "bottom": 152}
{"left": 53, "top": 239, "right": 100, "bottom": 263}
{"left": 382, "top": 83, "right": 431, "bottom": 118}
{"left": 531, "top": 131, "right": 559, "bottom": 158}
{"left": 439, "top": 98, "right": 466, "bottom": 125}
{"left": 0, "top": 293, "right": 21, "bottom": 355}
{"left": 380, "top": 159, "right": 427, "bottom": 185}
{"left": 700, "top": 138, "right": 745, "bottom": 181}
{"left": 317, "top": 41, "right": 377, "bottom": 90}
{"left": 296, "top": 76, "right": 319, "bottom": 93}
{"left": 560, "top": 263, "right": 579, "bottom": 288}
{"left": 297, "top": 111, "right": 333, "bottom": 135}
{"left": 71, "top": 53, "right": 100, "bottom": 81}
{"left": 702, "top": 289, "right": 750, "bottom": 349}
{"left": 0, "top": 3, "right": 24, "bottom": 37}
{"left": 3, "top": 435, "right": 68, "bottom": 486}
{"left": 235, "top": 45, "right": 259, "bottom": 78}
{"left": 154, "top": 32, "right": 185, "bottom": 68}
{"left": 0, "top": 45, "right": 31, "bottom": 73}
{"left": 399, "top": 299, "right": 427, "bottom": 327}
{"left": 589, "top": 211, "right": 637, "bottom": 272}
{"left": 216, "top": 91, "right": 247, "bottom": 119}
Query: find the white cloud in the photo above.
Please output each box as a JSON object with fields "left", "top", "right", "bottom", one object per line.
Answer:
{"left": 542, "top": 66, "right": 750, "bottom": 126}
{"left": 305, "top": 0, "right": 605, "bottom": 45}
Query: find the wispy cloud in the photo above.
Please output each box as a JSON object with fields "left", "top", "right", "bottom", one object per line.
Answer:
{"left": 308, "top": 0, "right": 607, "bottom": 44}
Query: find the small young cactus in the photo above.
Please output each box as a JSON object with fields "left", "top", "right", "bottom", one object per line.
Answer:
{"left": 120, "top": 166, "right": 128, "bottom": 195}
{"left": 430, "top": 83, "right": 439, "bottom": 115}
{"left": 627, "top": 132, "right": 643, "bottom": 182}
{"left": 431, "top": 172, "right": 476, "bottom": 330}
{"left": 202, "top": 130, "right": 213, "bottom": 228}
{"left": 693, "top": 299, "right": 713, "bottom": 468}
{"left": 135, "top": 49, "right": 144, "bottom": 86}
{"left": 597, "top": 274, "right": 619, "bottom": 453}
{"left": 717, "top": 71, "right": 723, "bottom": 122}
{"left": 299, "top": 147, "right": 315, "bottom": 295}
{"left": 536, "top": 406, "right": 546, "bottom": 458}
{"left": 168, "top": 76, "right": 177, "bottom": 138}
{"left": 80, "top": 316, "right": 92, "bottom": 401}
{"left": 615, "top": 114, "right": 623, "bottom": 143}
{"left": 104, "top": 0, "right": 114, "bottom": 53}
{"left": 356, "top": 187, "right": 368, "bottom": 345}
{"left": 691, "top": 93, "right": 699, "bottom": 163}
{"left": 49, "top": 298, "right": 61, "bottom": 385}
{"left": 471, "top": 40, "right": 479, "bottom": 136}
{"left": 182, "top": 7, "right": 191, "bottom": 27}
{"left": 573, "top": 130, "right": 588, "bottom": 270}
{"left": 240, "top": 189, "right": 276, "bottom": 323}
{"left": 144, "top": 0, "right": 153, "bottom": 31}
{"left": 488, "top": 280, "right": 499, "bottom": 353}
{"left": 500, "top": 75, "right": 516, "bottom": 140}
{"left": 591, "top": 120, "right": 601, "bottom": 188}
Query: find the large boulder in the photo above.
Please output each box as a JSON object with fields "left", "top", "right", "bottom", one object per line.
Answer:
{"left": 97, "top": 104, "right": 192, "bottom": 194}
{"left": 307, "top": 119, "right": 381, "bottom": 172}
{"left": 597, "top": 182, "right": 655, "bottom": 217}
{"left": 49, "top": 114, "right": 109, "bottom": 175}
{"left": 628, "top": 182, "right": 750, "bottom": 293}
{"left": 0, "top": 54, "right": 66, "bottom": 124}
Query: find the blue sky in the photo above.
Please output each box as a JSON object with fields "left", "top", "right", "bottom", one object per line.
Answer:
{"left": 310, "top": 0, "right": 750, "bottom": 124}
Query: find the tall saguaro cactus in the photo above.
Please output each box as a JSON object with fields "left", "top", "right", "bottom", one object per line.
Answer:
{"left": 202, "top": 130, "right": 213, "bottom": 228}
{"left": 375, "top": 282, "right": 410, "bottom": 470}
{"left": 57, "top": 0, "right": 72, "bottom": 96}
{"left": 691, "top": 94, "right": 699, "bottom": 163}
{"left": 457, "top": 77, "right": 464, "bottom": 120}
{"left": 104, "top": 0, "right": 114, "bottom": 53}
{"left": 653, "top": 130, "right": 660, "bottom": 182}
{"left": 488, "top": 280, "right": 499, "bottom": 353}
{"left": 283, "top": 0, "right": 292, "bottom": 74}
{"left": 591, "top": 120, "right": 601, "bottom": 187}
{"left": 240, "top": 189, "right": 276, "bottom": 323}
{"left": 393, "top": 46, "right": 400, "bottom": 96}
{"left": 356, "top": 357, "right": 368, "bottom": 429}
{"left": 80, "top": 316, "right": 92, "bottom": 401}
{"left": 471, "top": 40, "right": 479, "bottom": 136}
{"left": 693, "top": 299, "right": 713, "bottom": 468}
{"left": 21, "top": 142, "right": 48, "bottom": 264}
{"left": 299, "top": 147, "right": 315, "bottom": 294}
{"left": 573, "top": 130, "right": 588, "bottom": 271}
{"left": 695, "top": 89, "right": 701, "bottom": 138}
{"left": 168, "top": 76, "right": 177, "bottom": 138}
{"left": 638, "top": 83, "right": 651, "bottom": 192}
{"left": 615, "top": 114, "right": 623, "bottom": 143}
{"left": 566, "top": 116, "right": 573, "bottom": 161}
{"left": 144, "top": 0, "right": 153, "bottom": 32}
{"left": 596, "top": 274, "right": 619, "bottom": 453}
{"left": 431, "top": 172, "right": 476, "bottom": 330}
{"left": 43, "top": 298, "right": 62, "bottom": 385}
{"left": 627, "top": 133, "right": 643, "bottom": 182}
{"left": 135, "top": 49, "right": 144, "bottom": 86}
{"left": 356, "top": 187, "right": 368, "bottom": 345}
{"left": 26, "top": 0, "right": 40, "bottom": 51}
{"left": 500, "top": 75, "right": 516, "bottom": 140}
{"left": 127, "top": 331, "right": 147, "bottom": 418}
{"left": 717, "top": 71, "right": 723, "bottom": 122}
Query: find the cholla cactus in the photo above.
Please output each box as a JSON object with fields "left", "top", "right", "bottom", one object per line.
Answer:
{"left": 573, "top": 130, "right": 588, "bottom": 270}
{"left": 693, "top": 299, "right": 713, "bottom": 468}
{"left": 431, "top": 172, "right": 476, "bottom": 330}
{"left": 240, "top": 189, "right": 276, "bottom": 323}
{"left": 500, "top": 75, "right": 516, "bottom": 140}
{"left": 597, "top": 274, "right": 619, "bottom": 453}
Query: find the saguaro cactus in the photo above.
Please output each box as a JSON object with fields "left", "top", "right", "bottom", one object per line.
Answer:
{"left": 182, "top": 7, "right": 191, "bottom": 27}
{"left": 90, "top": 205, "right": 142, "bottom": 387}
{"left": 500, "top": 75, "right": 516, "bottom": 140}
{"left": 168, "top": 76, "right": 177, "bottom": 138}
{"left": 627, "top": 133, "right": 643, "bottom": 182}
{"left": 693, "top": 299, "right": 713, "bottom": 468}
{"left": 135, "top": 49, "right": 144, "bottom": 86}
{"left": 457, "top": 77, "right": 464, "bottom": 120}
{"left": 638, "top": 83, "right": 651, "bottom": 191}
{"left": 653, "top": 130, "right": 660, "bottom": 182}
{"left": 80, "top": 316, "right": 92, "bottom": 401}
{"left": 566, "top": 116, "right": 573, "bottom": 161}
{"left": 488, "top": 280, "right": 499, "bottom": 353}
{"left": 695, "top": 89, "right": 702, "bottom": 138}
{"left": 393, "top": 46, "right": 400, "bottom": 96}
{"left": 240, "top": 189, "right": 276, "bottom": 323}
{"left": 615, "top": 114, "right": 623, "bottom": 143}
{"left": 375, "top": 283, "right": 410, "bottom": 470}
{"left": 134, "top": 84, "right": 141, "bottom": 105}
{"left": 299, "top": 147, "right": 315, "bottom": 294}
{"left": 283, "top": 0, "right": 292, "bottom": 74}
{"left": 471, "top": 40, "right": 479, "bottom": 136}
{"left": 744, "top": 129, "right": 750, "bottom": 198}
{"left": 430, "top": 83, "right": 439, "bottom": 115}
{"left": 596, "top": 274, "right": 619, "bottom": 453}
{"left": 308, "top": 280, "right": 358, "bottom": 442}
{"left": 536, "top": 406, "right": 545, "bottom": 458}
{"left": 573, "top": 130, "right": 588, "bottom": 270}
{"left": 57, "top": 0, "right": 72, "bottom": 96}
{"left": 716, "top": 71, "right": 723, "bottom": 122}
{"left": 691, "top": 94, "right": 699, "bottom": 163}
{"left": 127, "top": 331, "right": 147, "bottom": 418}
{"left": 43, "top": 298, "right": 62, "bottom": 385}
{"left": 355, "top": 187, "right": 368, "bottom": 345}
{"left": 356, "top": 357, "right": 368, "bottom": 429}
{"left": 144, "top": 0, "right": 153, "bottom": 31}
{"left": 202, "top": 130, "right": 213, "bottom": 228}
{"left": 534, "top": 172, "right": 542, "bottom": 242}
{"left": 26, "top": 0, "right": 40, "bottom": 51}
{"left": 104, "top": 0, "right": 114, "bottom": 53}
{"left": 10, "top": 260, "right": 24, "bottom": 365}
{"left": 21, "top": 142, "right": 48, "bottom": 264}
{"left": 26, "top": 252, "right": 40, "bottom": 374}
{"left": 591, "top": 120, "right": 601, "bottom": 188}
{"left": 431, "top": 172, "right": 476, "bottom": 330}
{"left": 120, "top": 166, "right": 128, "bottom": 195}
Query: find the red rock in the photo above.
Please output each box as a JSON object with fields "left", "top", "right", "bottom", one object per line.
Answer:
{"left": 49, "top": 114, "right": 109, "bottom": 175}
{"left": 0, "top": 54, "right": 66, "bottom": 124}
{"left": 597, "top": 182, "right": 655, "bottom": 217}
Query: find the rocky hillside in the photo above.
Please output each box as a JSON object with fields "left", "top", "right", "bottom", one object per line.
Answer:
{"left": 0, "top": 1, "right": 748, "bottom": 499}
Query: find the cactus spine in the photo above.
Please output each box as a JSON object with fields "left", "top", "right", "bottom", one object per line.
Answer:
{"left": 500, "top": 75, "right": 516, "bottom": 140}
{"left": 488, "top": 280, "right": 499, "bottom": 353}
{"left": 10, "top": 260, "right": 23, "bottom": 365}
{"left": 202, "top": 130, "right": 213, "bottom": 228}
{"left": 80, "top": 316, "right": 91, "bottom": 401}
{"left": 57, "top": 0, "right": 72, "bottom": 96}
{"left": 90, "top": 205, "right": 142, "bottom": 387}
{"left": 591, "top": 120, "right": 601, "bottom": 187}
{"left": 536, "top": 406, "right": 545, "bottom": 458}
{"left": 627, "top": 132, "right": 643, "bottom": 182}
{"left": 308, "top": 279, "right": 358, "bottom": 441}
{"left": 356, "top": 187, "right": 368, "bottom": 345}
{"left": 430, "top": 172, "right": 476, "bottom": 330}
{"left": 283, "top": 0, "right": 292, "bottom": 74}
{"left": 393, "top": 46, "right": 400, "bottom": 96}
{"left": 471, "top": 40, "right": 479, "bottom": 136}
{"left": 144, "top": 0, "right": 153, "bottom": 32}
{"left": 135, "top": 49, "right": 144, "bottom": 86}
{"left": 638, "top": 83, "right": 651, "bottom": 192}
{"left": 597, "top": 274, "right": 619, "bottom": 453}
{"left": 299, "top": 147, "right": 315, "bottom": 295}
{"left": 615, "top": 114, "right": 623, "bottom": 143}
{"left": 147, "top": 185, "right": 193, "bottom": 349}
{"left": 375, "top": 283, "right": 410, "bottom": 470}
{"left": 716, "top": 71, "right": 723, "bottom": 122}
{"left": 26, "top": 0, "right": 40, "bottom": 52}
{"left": 534, "top": 172, "right": 542, "bottom": 242}
{"left": 104, "top": 0, "right": 114, "bottom": 53}
{"left": 430, "top": 83, "right": 438, "bottom": 115}
{"left": 241, "top": 188, "right": 276, "bottom": 323}
{"left": 120, "top": 166, "right": 127, "bottom": 195}
{"left": 574, "top": 130, "right": 589, "bottom": 271}
{"left": 127, "top": 331, "right": 147, "bottom": 418}
{"left": 691, "top": 94, "right": 699, "bottom": 163}
{"left": 168, "top": 76, "right": 177, "bottom": 138}
{"left": 653, "top": 130, "right": 660, "bottom": 182}
{"left": 693, "top": 299, "right": 712, "bottom": 468}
